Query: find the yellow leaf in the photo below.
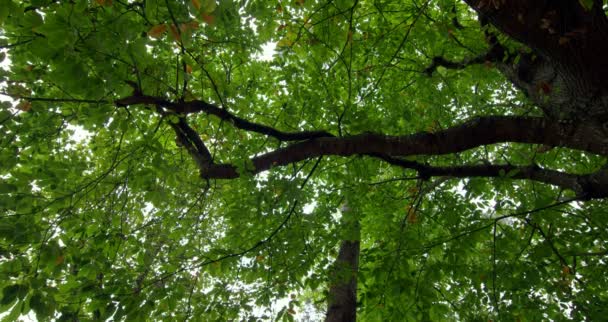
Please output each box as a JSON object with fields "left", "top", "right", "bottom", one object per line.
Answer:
{"left": 201, "top": 0, "right": 217, "bottom": 13}
{"left": 192, "top": 0, "right": 217, "bottom": 14}
{"left": 277, "top": 37, "right": 293, "bottom": 47}
{"left": 191, "top": 0, "right": 201, "bottom": 10}
{"left": 277, "top": 31, "right": 296, "bottom": 47}
{"left": 147, "top": 24, "right": 167, "bottom": 39}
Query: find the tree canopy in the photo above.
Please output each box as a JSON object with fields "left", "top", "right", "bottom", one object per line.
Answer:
{"left": 1, "top": 0, "right": 608, "bottom": 321}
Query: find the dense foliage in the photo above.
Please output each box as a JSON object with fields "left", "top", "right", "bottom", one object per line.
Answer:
{"left": 1, "top": 0, "right": 607, "bottom": 321}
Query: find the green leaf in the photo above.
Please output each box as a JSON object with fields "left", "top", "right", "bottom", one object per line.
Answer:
{"left": 579, "top": 0, "right": 594, "bottom": 10}
{"left": 0, "top": 1, "right": 605, "bottom": 321}
{"left": 0, "top": 284, "right": 27, "bottom": 306}
{"left": 0, "top": 302, "right": 21, "bottom": 322}
{"left": 29, "top": 292, "right": 54, "bottom": 320}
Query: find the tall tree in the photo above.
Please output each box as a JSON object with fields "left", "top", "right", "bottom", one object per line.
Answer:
{"left": 0, "top": 0, "right": 607, "bottom": 320}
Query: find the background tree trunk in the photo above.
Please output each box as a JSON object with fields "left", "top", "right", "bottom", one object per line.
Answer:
{"left": 325, "top": 203, "right": 361, "bottom": 322}
{"left": 325, "top": 240, "right": 360, "bottom": 322}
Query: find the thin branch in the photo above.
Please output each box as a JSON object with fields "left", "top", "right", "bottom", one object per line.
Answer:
{"left": 423, "top": 39, "right": 506, "bottom": 76}
{"left": 4, "top": 95, "right": 111, "bottom": 105}
{"left": 492, "top": 221, "right": 500, "bottom": 313}
{"left": 417, "top": 198, "right": 577, "bottom": 252}
{"left": 115, "top": 94, "right": 333, "bottom": 141}
{"left": 0, "top": 39, "right": 35, "bottom": 49}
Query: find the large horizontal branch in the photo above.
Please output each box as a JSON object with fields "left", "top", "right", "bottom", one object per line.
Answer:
{"left": 15, "top": 94, "right": 608, "bottom": 198}
{"left": 200, "top": 115, "right": 608, "bottom": 180}
{"left": 115, "top": 94, "right": 333, "bottom": 141}
{"left": 21, "top": 94, "right": 608, "bottom": 197}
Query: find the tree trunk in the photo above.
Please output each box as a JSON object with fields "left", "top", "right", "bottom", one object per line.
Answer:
{"left": 464, "top": 0, "right": 608, "bottom": 121}
{"left": 325, "top": 202, "right": 361, "bottom": 322}
{"left": 325, "top": 239, "right": 360, "bottom": 322}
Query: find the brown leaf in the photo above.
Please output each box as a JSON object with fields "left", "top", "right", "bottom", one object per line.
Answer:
{"left": 406, "top": 205, "right": 418, "bottom": 224}
{"left": 55, "top": 255, "right": 65, "bottom": 265}
{"left": 148, "top": 24, "right": 167, "bottom": 39}
{"left": 95, "top": 0, "right": 113, "bottom": 6}
{"left": 201, "top": 13, "right": 215, "bottom": 25}
{"left": 169, "top": 24, "right": 181, "bottom": 41}
{"left": 16, "top": 101, "right": 32, "bottom": 112}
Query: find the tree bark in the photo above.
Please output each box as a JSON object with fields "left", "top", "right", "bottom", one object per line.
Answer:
{"left": 325, "top": 239, "right": 360, "bottom": 322}
{"left": 326, "top": 204, "right": 361, "bottom": 322}
{"left": 463, "top": 0, "right": 608, "bottom": 120}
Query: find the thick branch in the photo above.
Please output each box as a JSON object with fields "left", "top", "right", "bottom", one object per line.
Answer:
{"left": 25, "top": 92, "right": 608, "bottom": 197}
{"left": 170, "top": 117, "right": 213, "bottom": 169}
{"left": 118, "top": 94, "right": 608, "bottom": 199}
{"left": 201, "top": 116, "right": 608, "bottom": 178}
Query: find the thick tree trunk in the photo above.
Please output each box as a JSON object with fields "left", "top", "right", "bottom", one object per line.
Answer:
{"left": 325, "top": 239, "right": 360, "bottom": 322}
{"left": 325, "top": 203, "right": 361, "bottom": 322}
{"left": 464, "top": 0, "right": 608, "bottom": 120}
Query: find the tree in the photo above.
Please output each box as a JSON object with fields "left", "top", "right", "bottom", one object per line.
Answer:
{"left": 0, "top": 0, "right": 607, "bottom": 320}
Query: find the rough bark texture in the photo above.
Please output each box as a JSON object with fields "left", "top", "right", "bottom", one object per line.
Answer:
{"left": 464, "top": 0, "right": 608, "bottom": 120}
{"left": 325, "top": 240, "right": 360, "bottom": 322}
